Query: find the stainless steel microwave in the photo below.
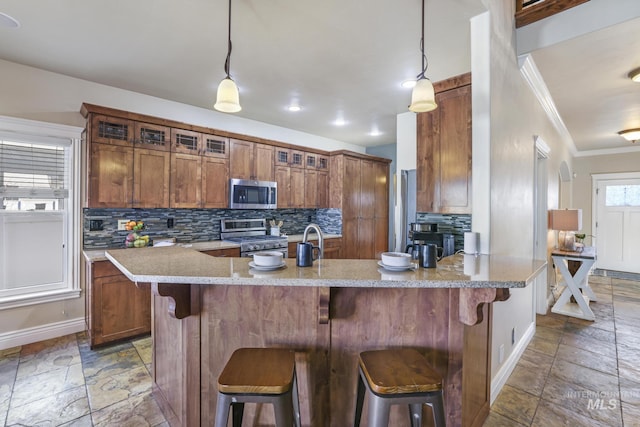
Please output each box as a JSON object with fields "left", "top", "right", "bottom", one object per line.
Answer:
{"left": 229, "top": 178, "right": 277, "bottom": 209}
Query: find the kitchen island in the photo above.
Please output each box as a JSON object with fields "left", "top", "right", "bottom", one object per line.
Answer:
{"left": 106, "top": 247, "right": 545, "bottom": 427}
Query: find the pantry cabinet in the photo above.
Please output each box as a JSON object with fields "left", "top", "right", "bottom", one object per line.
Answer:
{"left": 86, "top": 260, "right": 151, "bottom": 348}
{"left": 330, "top": 152, "right": 389, "bottom": 259}
{"left": 417, "top": 73, "right": 472, "bottom": 214}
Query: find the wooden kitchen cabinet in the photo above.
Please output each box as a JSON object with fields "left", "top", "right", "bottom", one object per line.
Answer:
{"left": 135, "top": 122, "right": 170, "bottom": 151}
{"left": 305, "top": 169, "right": 318, "bottom": 208}
{"left": 170, "top": 152, "right": 201, "bottom": 208}
{"left": 86, "top": 260, "right": 151, "bottom": 348}
{"left": 417, "top": 73, "right": 472, "bottom": 214}
{"left": 202, "top": 247, "right": 241, "bottom": 257}
{"left": 89, "top": 143, "right": 134, "bottom": 207}
{"left": 90, "top": 114, "right": 133, "bottom": 147}
{"left": 133, "top": 148, "right": 170, "bottom": 208}
{"left": 229, "top": 139, "right": 274, "bottom": 181}
{"left": 330, "top": 152, "right": 389, "bottom": 259}
{"left": 171, "top": 128, "right": 201, "bottom": 155}
{"left": 202, "top": 156, "right": 229, "bottom": 208}
{"left": 287, "top": 237, "right": 342, "bottom": 259}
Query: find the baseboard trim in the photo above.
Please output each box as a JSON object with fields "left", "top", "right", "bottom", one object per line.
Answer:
{"left": 0, "top": 317, "right": 85, "bottom": 350}
{"left": 490, "top": 321, "right": 536, "bottom": 404}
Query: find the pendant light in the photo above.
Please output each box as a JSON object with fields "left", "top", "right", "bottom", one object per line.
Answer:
{"left": 409, "top": 0, "right": 437, "bottom": 113}
{"left": 214, "top": 0, "right": 241, "bottom": 113}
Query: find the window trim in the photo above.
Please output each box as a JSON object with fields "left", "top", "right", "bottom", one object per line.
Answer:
{"left": 0, "top": 115, "right": 83, "bottom": 310}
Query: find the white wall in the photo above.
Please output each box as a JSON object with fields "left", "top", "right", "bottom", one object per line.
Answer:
{"left": 476, "top": 0, "right": 574, "bottom": 400}
{"left": 0, "top": 58, "right": 362, "bottom": 346}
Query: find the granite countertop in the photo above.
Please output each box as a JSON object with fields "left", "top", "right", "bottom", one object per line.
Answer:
{"left": 83, "top": 234, "right": 342, "bottom": 262}
{"left": 105, "top": 246, "right": 546, "bottom": 289}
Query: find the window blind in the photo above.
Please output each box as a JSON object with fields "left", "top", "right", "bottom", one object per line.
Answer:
{"left": 0, "top": 140, "right": 69, "bottom": 199}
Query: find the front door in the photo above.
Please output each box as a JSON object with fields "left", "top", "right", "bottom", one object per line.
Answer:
{"left": 595, "top": 174, "right": 640, "bottom": 274}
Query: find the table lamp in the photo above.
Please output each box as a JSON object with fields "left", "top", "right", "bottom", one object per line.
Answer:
{"left": 548, "top": 209, "right": 583, "bottom": 251}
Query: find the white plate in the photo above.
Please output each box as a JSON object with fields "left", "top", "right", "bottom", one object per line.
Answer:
{"left": 377, "top": 261, "right": 417, "bottom": 271}
{"left": 249, "top": 261, "right": 286, "bottom": 271}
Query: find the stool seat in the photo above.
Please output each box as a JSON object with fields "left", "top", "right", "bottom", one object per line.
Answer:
{"left": 359, "top": 348, "right": 443, "bottom": 395}
{"left": 215, "top": 347, "right": 301, "bottom": 427}
{"left": 355, "top": 348, "right": 446, "bottom": 427}
{"left": 218, "top": 347, "right": 295, "bottom": 394}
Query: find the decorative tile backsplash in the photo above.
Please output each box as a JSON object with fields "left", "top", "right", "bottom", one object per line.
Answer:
{"left": 83, "top": 208, "right": 342, "bottom": 249}
{"left": 415, "top": 213, "right": 472, "bottom": 252}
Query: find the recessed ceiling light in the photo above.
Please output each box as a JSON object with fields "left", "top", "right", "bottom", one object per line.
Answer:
{"left": 0, "top": 12, "right": 20, "bottom": 28}
{"left": 333, "top": 118, "right": 347, "bottom": 127}
{"left": 618, "top": 128, "right": 640, "bottom": 143}
{"left": 369, "top": 130, "right": 383, "bottom": 137}
{"left": 629, "top": 67, "right": 640, "bottom": 83}
{"left": 401, "top": 79, "right": 416, "bottom": 89}
{"left": 288, "top": 105, "right": 301, "bottom": 112}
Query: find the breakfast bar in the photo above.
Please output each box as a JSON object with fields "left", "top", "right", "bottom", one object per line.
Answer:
{"left": 106, "top": 247, "right": 545, "bottom": 427}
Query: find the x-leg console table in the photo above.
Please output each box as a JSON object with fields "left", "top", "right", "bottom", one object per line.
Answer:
{"left": 551, "top": 246, "right": 597, "bottom": 321}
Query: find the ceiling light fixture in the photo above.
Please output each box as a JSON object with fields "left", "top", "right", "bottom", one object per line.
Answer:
{"left": 618, "top": 128, "right": 640, "bottom": 143}
{"left": 628, "top": 67, "right": 640, "bottom": 83}
{"left": 214, "top": 0, "right": 241, "bottom": 113}
{"left": 401, "top": 79, "right": 417, "bottom": 89}
{"left": 408, "top": 0, "right": 437, "bottom": 113}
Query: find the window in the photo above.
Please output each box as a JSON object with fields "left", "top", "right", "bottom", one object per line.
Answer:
{"left": 0, "top": 117, "right": 81, "bottom": 308}
{"left": 605, "top": 185, "right": 640, "bottom": 207}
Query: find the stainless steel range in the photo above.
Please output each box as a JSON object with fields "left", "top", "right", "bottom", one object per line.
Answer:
{"left": 220, "top": 218, "right": 288, "bottom": 257}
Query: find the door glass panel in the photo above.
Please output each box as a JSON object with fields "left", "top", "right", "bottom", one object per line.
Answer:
{"left": 606, "top": 185, "right": 640, "bottom": 207}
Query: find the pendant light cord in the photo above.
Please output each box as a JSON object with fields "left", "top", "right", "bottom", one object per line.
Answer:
{"left": 224, "top": 0, "right": 233, "bottom": 79}
{"left": 417, "top": 0, "right": 429, "bottom": 80}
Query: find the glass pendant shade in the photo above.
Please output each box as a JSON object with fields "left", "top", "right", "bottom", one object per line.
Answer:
{"left": 409, "top": 78, "right": 437, "bottom": 113}
{"left": 214, "top": 78, "right": 241, "bottom": 113}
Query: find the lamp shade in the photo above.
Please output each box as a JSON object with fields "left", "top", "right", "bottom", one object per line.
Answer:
{"left": 214, "top": 78, "right": 241, "bottom": 113}
{"left": 409, "top": 78, "right": 437, "bottom": 112}
{"left": 548, "top": 209, "right": 582, "bottom": 231}
{"left": 618, "top": 128, "right": 640, "bottom": 143}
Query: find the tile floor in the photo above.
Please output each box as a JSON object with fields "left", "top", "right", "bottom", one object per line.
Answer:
{"left": 0, "top": 333, "right": 166, "bottom": 426}
{"left": 484, "top": 275, "right": 640, "bottom": 427}
{"left": 0, "top": 274, "right": 638, "bottom": 426}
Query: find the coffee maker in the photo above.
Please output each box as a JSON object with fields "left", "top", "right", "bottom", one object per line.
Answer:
{"left": 406, "top": 223, "right": 455, "bottom": 258}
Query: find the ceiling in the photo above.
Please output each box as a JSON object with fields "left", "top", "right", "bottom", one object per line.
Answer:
{"left": 0, "top": 0, "right": 638, "bottom": 153}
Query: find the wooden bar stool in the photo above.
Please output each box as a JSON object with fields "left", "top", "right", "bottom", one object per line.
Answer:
{"left": 215, "top": 347, "right": 301, "bottom": 427}
{"left": 354, "top": 348, "right": 446, "bottom": 427}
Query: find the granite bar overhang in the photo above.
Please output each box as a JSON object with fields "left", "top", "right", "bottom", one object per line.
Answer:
{"left": 105, "top": 246, "right": 546, "bottom": 289}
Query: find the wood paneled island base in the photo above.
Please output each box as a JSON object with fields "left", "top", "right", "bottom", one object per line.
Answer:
{"left": 105, "top": 248, "right": 545, "bottom": 427}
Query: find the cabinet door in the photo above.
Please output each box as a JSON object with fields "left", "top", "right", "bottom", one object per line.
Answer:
{"left": 342, "top": 219, "right": 359, "bottom": 259}
{"left": 373, "top": 162, "right": 389, "bottom": 255}
{"left": 290, "top": 167, "right": 305, "bottom": 208}
{"left": 275, "top": 148, "right": 291, "bottom": 167}
{"left": 254, "top": 143, "right": 275, "bottom": 181}
{"left": 305, "top": 169, "right": 318, "bottom": 208}
{"left": 438, "top": 85, "right": 472, "bottom": 214}
{"left": 343, "top": 157, "right": 361, "bottom": 220}
{"left": 89, "top": 143, "right": 133, "bottom": 207}
{"left": 417, "top": 83, "right": 471, "bottom": 214}
{"left": 202, "top": 134, "right": 229, "bottom": 159}
{"left": 170, "top": 153, "right": 202, "bottom": 208}
{"left": 290, "top": 149, "right": 305, "bottom": 169}
{"left": 229, "top": 139, "right": 253, "bottom": 180}
{"left": 202, "top": 248, "right": 240, "bottom": 257}
{"left": 275, "top": 166, "right": 291, "bottom": 208}
{"left": 317, "top": 171, "right": 329, "bottom": 208}
{"left": 135, "top": 122, "right": 170, "bottom": 151}
{"left": 171, "top": 129, "right": 201, "bottom": 155}
{"left": 133, "top": 148, "right": 170, "bottom": 208}
{"left": 202, "top": 157, "right": 229, "bottom": 208}
{"left": 91, "top": 115, "right": 133, "bottom": 147}
{"left": 92, "top": 274, "right": 151, "bottom": 346}
{"left": 317, "top": 155, "right": 329, "bottom": 171}
{"left": 358, "top": 218, "right": 376, "bottom": 259}
{"left": 305, "top": 152, "right": 317, "bottom": 169}
{"left": 360, "top": 160, "right": 375, "bottom": 219}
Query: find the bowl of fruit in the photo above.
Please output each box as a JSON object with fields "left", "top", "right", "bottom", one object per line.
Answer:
{"left": 124, "top": 220, "right": 149, "bottom": 248}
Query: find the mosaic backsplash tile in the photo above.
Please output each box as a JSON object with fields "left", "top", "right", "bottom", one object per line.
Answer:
{"left": 415, "top": 213, "right": 472, "bottom": 252}
{"left": 83, "top": 208, "right": 342, "bottom": 249}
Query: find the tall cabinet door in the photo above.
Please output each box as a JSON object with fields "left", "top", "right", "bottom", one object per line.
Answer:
{"left": 170, "top": 153, "right": 202, "bottom": 208}
{"left": 202, "top": 157, "right": 229, "bottom": 208}
{"left": 229, "top": 139, "right": 253, "bottom": 180}
{"left": 133, "top": 148, "right": 170, "bottom": 208}
{"left": 254, "top": 143, "right": 275, "bottom": 181}
{"left": 275, "top": 166, "right": 292, "bottom": 208}
{"left": 342, "top": 157, "right": 361, "bottom": 259}
{"left": 373, "top": 161, "right": 390, "bottom": 257}
{"left": 89, "top": 143, "right": 133, "bottom": 207}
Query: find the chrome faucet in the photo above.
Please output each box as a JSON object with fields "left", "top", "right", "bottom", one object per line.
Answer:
{"left": 302, "top": 223, "right": 324, "bottom": 259}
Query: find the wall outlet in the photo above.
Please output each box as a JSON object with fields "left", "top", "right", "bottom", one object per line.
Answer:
{"left": 117, "top": 219, "right": 130, "bottom": 231}
{"left": 167, "top": 217, "right": 174, "bottom": 228}
{"left": 499, "top": 344, "right": 505, "bottom": 364}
